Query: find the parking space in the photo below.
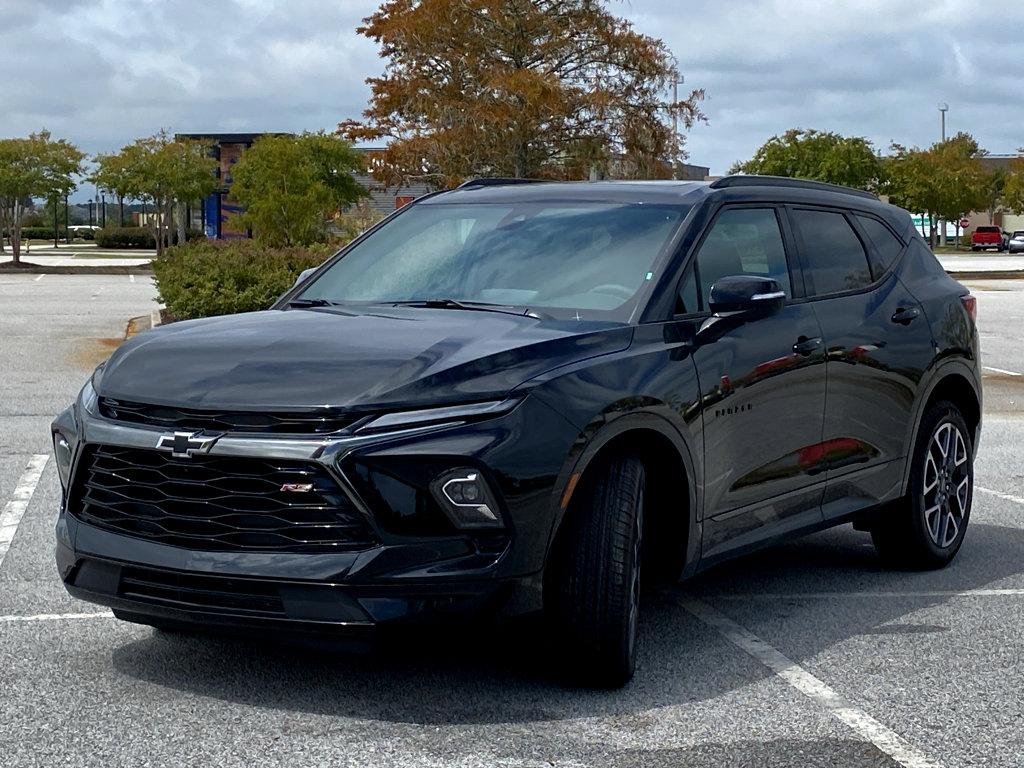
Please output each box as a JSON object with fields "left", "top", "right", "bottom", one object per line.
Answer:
{"left": 0, "top": 273, "right": 1021, "bottom": 766}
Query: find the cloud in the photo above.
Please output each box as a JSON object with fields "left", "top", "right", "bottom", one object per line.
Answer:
{"left": 2, "top": 0, "right": 1022, "bottom": 197}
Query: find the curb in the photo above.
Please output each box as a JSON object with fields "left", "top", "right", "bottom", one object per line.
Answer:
{"left": 945, "top": 270, "right": 1024, "bottom": 280}
{"left": 0, "top": 265, "right": 152, "bottom": 275}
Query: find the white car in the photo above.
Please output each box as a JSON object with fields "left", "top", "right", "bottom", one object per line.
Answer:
{"left": 1008, "top": 231, "right": 1024, "bottom": 254}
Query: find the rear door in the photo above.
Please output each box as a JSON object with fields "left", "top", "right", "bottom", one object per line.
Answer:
{"left": 789, "top": 206, "right": 935, "bottom": 520}
{"left": 678, "top": 205, "right": 828, "bottom": 560}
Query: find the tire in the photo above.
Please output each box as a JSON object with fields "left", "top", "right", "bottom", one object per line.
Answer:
{"left": 872, "top": 400, "right": 973, "bottom": 569}
{"left": 546, "top": 455, "right": 645, "bottom": 688}
{"left": 971, "top": 246, "right": 979, "bottom": 252}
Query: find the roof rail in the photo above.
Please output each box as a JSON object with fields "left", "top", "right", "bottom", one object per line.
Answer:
{"left": 457, "top": 177, "right": 550, "bottom": 190}
{"left": 709, "top": 175, "right": 877, "bottom": 201}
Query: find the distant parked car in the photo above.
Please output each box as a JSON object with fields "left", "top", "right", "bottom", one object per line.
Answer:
{"left": 971, "top": 225, "right": 1005, "bottom": 252}
{"left": 1008, "top": 231, "right": 1024, "bottom": 254}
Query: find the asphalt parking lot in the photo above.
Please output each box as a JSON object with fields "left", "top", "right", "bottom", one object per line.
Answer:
{"left": 1, "top": 273, "right": 1022, "bottom": 767}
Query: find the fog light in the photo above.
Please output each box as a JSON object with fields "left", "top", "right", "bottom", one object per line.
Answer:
{"left": 430, "top": 468, "right": 502, "bottom": 529}
{"left": 53, "top": 433, "right": 72, "bottom": 490}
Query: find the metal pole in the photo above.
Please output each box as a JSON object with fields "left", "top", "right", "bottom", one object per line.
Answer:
{"left": 938, "top": 103, "right": 949, "bottom": 246}
{"left": 64, "top": 194, "right": 69, "bottom": 243}
{"left": 672, "top": 78, "right": 679, "bottom": 179}
{"left": 53, "top": 195, "right": 58, "bottom": 249}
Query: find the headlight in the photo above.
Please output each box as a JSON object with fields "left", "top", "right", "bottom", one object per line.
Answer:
{"left": 430, "top": 467, "right": 503, "bottom": 529}
{"left": 355, "top": 398, "right": 520, "bottom": 435}
{"left": 79, "top": 365, "right": 102, "bottom": 416}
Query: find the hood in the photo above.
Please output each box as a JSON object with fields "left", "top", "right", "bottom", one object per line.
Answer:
{"left": 98, "top": 307, "right": 632, "bottom": 411}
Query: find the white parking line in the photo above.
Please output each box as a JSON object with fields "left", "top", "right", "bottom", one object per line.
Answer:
{"left": 983, "top": 365, "right": 1022, "bottom": 376}
{"left": 0, "top": 454, "right": 49, "bottom": 570}
{"left": 33, "top": 273, "right": 45, "bottom": 282}
{"left": 129, "top": 274, "right": 135, "bottom": 283}
{"left": 701, "top": 588, "right": 1024, "bottom": 600}
{"left": 679, "top": 597, "right": 940, "bottom": 768}
{"left": 976, "top": 485, "right": 1024, "bottom": 506}
{"left": 0, "top": 611, "right": 114, "bottom": 623}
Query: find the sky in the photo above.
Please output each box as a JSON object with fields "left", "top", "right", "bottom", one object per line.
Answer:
{"left": 4, "top": 0, "right": 1023, "bottom": 201}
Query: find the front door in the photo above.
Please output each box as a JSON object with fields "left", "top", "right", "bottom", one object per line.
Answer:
{"left": 678, "top": 206, "right": 828, "bottom": 560}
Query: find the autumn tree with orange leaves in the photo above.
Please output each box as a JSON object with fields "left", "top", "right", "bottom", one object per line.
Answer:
{"left": 340, "top": 0, "right": 705, "bottom": 188}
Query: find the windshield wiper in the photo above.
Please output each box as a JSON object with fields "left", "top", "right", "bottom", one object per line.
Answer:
{"left": 389, "top": 298, "right": 552, "bottom": 319}
{"left": 287, "top": 297, "right": 339, "bottom": 308}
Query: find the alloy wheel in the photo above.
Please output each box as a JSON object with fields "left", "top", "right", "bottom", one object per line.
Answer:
{"left": 922, "top": 421, "right": 970, "bottom": 548}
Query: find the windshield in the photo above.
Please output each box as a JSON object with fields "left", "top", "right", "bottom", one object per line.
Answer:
{"left": 299, "top": 201, "right": 688, "bottom": 321}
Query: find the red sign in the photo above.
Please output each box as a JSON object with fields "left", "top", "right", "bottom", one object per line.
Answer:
{"left": 959, "top": 218, "right": 970, "bottom": 229}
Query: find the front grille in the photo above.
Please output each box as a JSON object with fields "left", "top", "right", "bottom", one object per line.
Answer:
{"left": 99, "top": 397, "right": 362, "bottom": 435}
{"left": 71, "top": 445, "right": 377, "bottom": 553}
{"left": 119, "top": 565, "right": 286, "bottom": 616}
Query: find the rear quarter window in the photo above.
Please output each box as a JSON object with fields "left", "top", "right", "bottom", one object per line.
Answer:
{"left": 855, "top": 215, "right": 905, "bottom": 279}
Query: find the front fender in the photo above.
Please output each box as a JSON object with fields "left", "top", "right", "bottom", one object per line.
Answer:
{"left": 544, "top": 409, "right": 703, "bottom": 581}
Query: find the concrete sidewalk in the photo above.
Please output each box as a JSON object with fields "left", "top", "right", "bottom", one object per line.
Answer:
{"left": 3, "top": 248, "right": 1023, "bottom": 276}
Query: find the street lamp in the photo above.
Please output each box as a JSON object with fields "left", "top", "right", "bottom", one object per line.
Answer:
{"left": 937, "top": 103, "right": 949, "bottom": 246}
{"left": 88, "top": 198, "right": 94, "bottom": 227}
{"left": 100, "top": 192, "right": 106, "bottom": 228}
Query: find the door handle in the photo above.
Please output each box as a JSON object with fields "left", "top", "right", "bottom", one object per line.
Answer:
{"left": 792, "top": 336, "right": 823, "bottom": 356}
{"left": 891, "top": 307, "right": 920, "bottom": 325}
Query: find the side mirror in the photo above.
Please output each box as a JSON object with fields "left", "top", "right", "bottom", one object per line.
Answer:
{"left": 708, "top": 275, "right": 785, "bottom": 318}
{"left": 293, "top": 267, "right": 317, "bottom": 288}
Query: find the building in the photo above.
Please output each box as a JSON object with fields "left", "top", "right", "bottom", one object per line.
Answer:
{"left": 175, "top": 133, "right": 433, "bottom": 239}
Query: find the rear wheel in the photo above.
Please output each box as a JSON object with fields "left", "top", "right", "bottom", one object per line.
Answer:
{"left": 872, "top": 401, "right": 973, "bottom": 569}
{"left": 546, "top": 455, "right": 645, "bottom": 688}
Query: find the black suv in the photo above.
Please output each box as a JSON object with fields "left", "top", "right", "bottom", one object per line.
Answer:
{"left": 52, "top": 176, "right": 981, "bottom": 686}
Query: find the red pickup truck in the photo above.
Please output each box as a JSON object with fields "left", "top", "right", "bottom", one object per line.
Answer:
{"left": 972, "top": 225, "right": 1007, "bottom": 252}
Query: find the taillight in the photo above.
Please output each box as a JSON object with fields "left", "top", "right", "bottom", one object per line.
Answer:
{"left": 961, "top": 294, "right": 977, "bottom": 323}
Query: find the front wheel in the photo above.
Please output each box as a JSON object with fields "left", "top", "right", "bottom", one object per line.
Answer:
{"left": 546, "top": 455, "right": 645, "bottom": 688}
{"left": 872, "top": 401, "right": 973, "bottom": 569}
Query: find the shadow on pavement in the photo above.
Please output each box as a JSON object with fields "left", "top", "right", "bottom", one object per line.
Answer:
{"left": 111, "top": 522, "right": 1023, "bottom": 728}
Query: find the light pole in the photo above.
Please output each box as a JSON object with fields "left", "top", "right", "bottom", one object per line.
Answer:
{"left": 938, "top": 103, "right": 949, "bottom": 246}
{"left": 88, "top": 198, "right": 94, "bottom": 227}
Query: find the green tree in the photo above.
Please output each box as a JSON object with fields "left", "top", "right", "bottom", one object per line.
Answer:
{"left": 0, "top": 131, "right": 84, "bottom": 264}
{"left": 733, "top": 129, "right": 883, "bottom": 191}
{"left": 95, "top": 131, "right": 217, "bottom": 256}
{"left": 90, "top": 150, "right": 135, "bottom": 227}
{"left": 885, "top": 132, "right": 988, "bottom": 246}
{"left": 340, "top": 0, "right": 705, "bottom": 187}
{"left": 1001, "top": 152, "right": 1024, "bottom": 215}
{"left": 229, "top": 132, "right": 366, "bottom": 246}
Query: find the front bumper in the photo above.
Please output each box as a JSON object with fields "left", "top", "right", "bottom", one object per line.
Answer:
{"left": 52, "top": 394, "right": 577, "bottom": 632}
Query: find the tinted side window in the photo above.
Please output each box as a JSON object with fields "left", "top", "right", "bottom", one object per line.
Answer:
{"left": 686, "top": 208, "right": 791, "bottom": 311}
{"left": 855, "top": 215, "right": 904, "bottom": 278}
{"left": 792, "top": 210, "right": 872, "bottom": 295}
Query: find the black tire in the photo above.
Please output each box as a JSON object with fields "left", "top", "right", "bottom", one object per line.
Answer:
{"left": 546, "top": 455, "right": 645, "bottom": 688}
{"left": 971, "top": 246, "right": 979, "bottom": 252}
{"left": 872, "top": 400, "right": 973, "bottom": 569}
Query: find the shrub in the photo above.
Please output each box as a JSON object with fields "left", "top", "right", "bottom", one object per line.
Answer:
{"left": 153, "top": 239, "right": 340, "bottom": 320}
{"left": 20, "top": 227, "right": 58, "bottom": 240}
{"left": 95, "top": 227, "right": 156, "bottom": 248}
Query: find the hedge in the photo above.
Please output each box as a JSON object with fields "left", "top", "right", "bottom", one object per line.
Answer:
{"left": 153, "top": 239, "right": 339, "bottom": 320}
{"left": 94, "top": 227, "right": 156, "bottom": 248}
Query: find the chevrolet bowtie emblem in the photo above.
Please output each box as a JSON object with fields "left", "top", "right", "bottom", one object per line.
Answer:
{"left": 155, "top": 430, "right": 223, "bottom": 458}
